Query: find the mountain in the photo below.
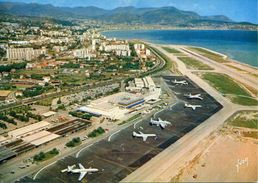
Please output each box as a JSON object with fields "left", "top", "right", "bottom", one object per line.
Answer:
{"left": 0, "top": 2, "right": 255, "bottom": 27}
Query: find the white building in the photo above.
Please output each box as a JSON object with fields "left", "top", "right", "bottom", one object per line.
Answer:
{"left": 73, "top": 48, "right": 96, "bottom": 59}
{"left": 77, "top": 92, "right": 144, "bottom": 120}
{"left": 8, "top": 121, "right": 50, "bottom": 138}
{"left": 6, "top": 48, "right": 46, "bottom": 61}
{"left": 134, "top": 44, "right": 145, "bottom": 50}
{"left": 126, "top": 76, "right": 156, "bottom": 92}
{"left": 102, "top": 44, "right": 131, "bottom": 56}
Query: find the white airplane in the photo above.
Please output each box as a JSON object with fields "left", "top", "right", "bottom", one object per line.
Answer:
{"left": 172, "top": 79, "right": 188, "bottom": 85}
{"left": 185, "top": 93, "right": 203, "bottom": 100}
{"left": 61, "top": 163, "right": 98, "bottom": 181}
{"left": 132, "top": 131, "right": 157, "bottom": 141}
{"left": 150, "top": 118, "right": 171, "bottom": 129}
{"left": 184, "top": 103, "right": 202, "bottom": 110}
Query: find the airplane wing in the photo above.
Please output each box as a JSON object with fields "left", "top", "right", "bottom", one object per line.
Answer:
{"left": 160, "top": 123, "right": 166, "bottom": 129}
{"left": 78, "top": 172, "right": 87, "bottom": 181}
{"left": 61, "top": 169, "right": 67, "bottom": 173}
{"left": 142, "top": 136, "right": 147, "bottom": 141}
{"left": 78, "top": 163, "right": 85, "bottom": 169}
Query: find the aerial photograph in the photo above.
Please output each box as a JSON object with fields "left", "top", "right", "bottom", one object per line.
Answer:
{"left": 0, "top": 0, "right": 257, "bottom": 182}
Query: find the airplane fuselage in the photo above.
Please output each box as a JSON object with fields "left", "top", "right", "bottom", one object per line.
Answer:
{"left": 172, "top": 79, "right": 188, "bottom": 85}
{"left": 71, "top": 169, "right": 98, "bottom": 174}
{"left": 133, "top": 131, "right": 156, "bottom": 141}
{"left": 187, "top": 93, "right": 203, "bottom": 100}
{"left": 150, "top": 119, "right": 171, "bottom": 128}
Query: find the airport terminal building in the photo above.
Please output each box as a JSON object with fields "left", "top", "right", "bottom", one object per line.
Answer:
{"left": 77, "top": 92, "right": 146, "bottom": 120}
{"left": 77, "top": 89, "right": 161, "bottom": 120}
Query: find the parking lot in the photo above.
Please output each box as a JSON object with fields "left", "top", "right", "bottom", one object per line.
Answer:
{"left": 18, "top": 76, "right": 222, "bottom": 183}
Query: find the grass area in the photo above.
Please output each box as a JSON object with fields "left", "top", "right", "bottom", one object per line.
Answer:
{"left": 231, "top": 96, "right": 258, "bottom": 106}
{"left": 178, "top": 57, "right": 213, "bottom": 70}
{"left": 33, "top": 148, "right": 59, "bottom": 162}
{"left": 202, "top": 72, "right": 258, "bottom": 106}
{"left": 228, "top": 111, "right": 258, "bottom": 129}
{"left": 162, "top": 47, "right": 181, "bottom": 54}
{"left": 118, "top": 113, "right": 141, "bottom": 125}
{"left": 189, "top": 47, "right": 227, "bottom": 63}
{"left": 16, "top": 69, "right": 56, "bottom": 75}
{"left": 36, "top": 98, "right": 53, "bottom": 106}
{"left": 57, "top": 74, "right": 87, "bottom": 85}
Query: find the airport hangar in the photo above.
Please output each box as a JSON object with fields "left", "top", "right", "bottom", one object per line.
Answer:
{"left": 0, "top": 119, "right": 92, "bottom": 163}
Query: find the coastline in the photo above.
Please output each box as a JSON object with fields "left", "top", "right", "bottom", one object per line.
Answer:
{"left": 100, "top": 28, "right": 258, "bottom": 33}
{"left": 181, "top": 45, "right": 258, "bottom": 70}
{"left": 101, "top": 29, "right": 258, "bottom": 68}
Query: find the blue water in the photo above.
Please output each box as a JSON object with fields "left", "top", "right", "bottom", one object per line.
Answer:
{"left": 103, "top": 30, "right": 258, "bottom": 67}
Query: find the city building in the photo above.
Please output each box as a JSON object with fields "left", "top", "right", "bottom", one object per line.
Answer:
{"left": 6, "top": 47, "right": 46, "bottom": 61}
{"left": 73, "top": 48, "right": 96, "bottom": 59}
{"left": 8, "top": 121, "right": 50, "bottom": 138}
{"left": 126, "top": 76, "right": 156, "bottom": 92}
{"left": 0, "top": 90, "right": 12, "bottom": 101}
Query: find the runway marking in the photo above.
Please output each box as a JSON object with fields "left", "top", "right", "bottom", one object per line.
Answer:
{"left": 94, "top": 155, "right": 133, "bottom": 173}
{"left": 133, "top": 119, "right": 142, "bottom": 129}
{"left": 108, "top": 130, "right": 121, "bottom": 142}
{"left": 169, "top": 101, "right": 182, "bottom": 110}
{"left": 33, "top": 161, "right": 57, "bottom": 180}
{"left": 76, "top": 144, "right": 93, "bottom": 158}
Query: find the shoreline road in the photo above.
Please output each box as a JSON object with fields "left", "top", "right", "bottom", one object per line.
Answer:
{"left": 121, "top": 43, "right": 258, "bottom": 182}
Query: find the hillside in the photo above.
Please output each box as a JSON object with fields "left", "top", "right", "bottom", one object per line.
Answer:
{"left": 0, "top": 2, "right": 256, "bottom": 28}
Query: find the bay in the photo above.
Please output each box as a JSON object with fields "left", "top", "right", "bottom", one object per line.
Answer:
{"left": 103, "top": 30, "right": 258, "bottom": 67}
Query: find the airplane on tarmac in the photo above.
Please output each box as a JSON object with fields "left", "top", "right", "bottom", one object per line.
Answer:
{"left": 150, "top": 118, "right": 171, "bottom": 129}
{"left": 172, "top": 79, "right": 188, "bottom": 85}
{"left": 185, "top": 93, "right": 203, "bottom": 100}
{"left": 184, "top": 103, "right": 202, "bottom": 110}
{"left": 132, "top": 131, "right": 157, "bottom": 141}
{"left": 61, "top": 163, "right": 98, "bottom": 181}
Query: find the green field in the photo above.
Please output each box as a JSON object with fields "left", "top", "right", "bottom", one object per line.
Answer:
{"left": 178, "top": 57, "right": 213, "bottom": 70}
{"left": 228, "top": 111, "right": 258, "bottom": 129}
{"left": 189, "top": 47, "right": 227, "bottom": 63}
{"left": 16, "top": 69, "right": 56, "bottom": 75}
{"left": 202, "top": 73, "right": 258, "bottom": 106}
{"left": 162, "top": 47, "right": 181, "bottom": 54}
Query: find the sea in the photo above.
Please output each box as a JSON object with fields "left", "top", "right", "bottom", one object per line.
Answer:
{"left": 102, "top": 30, "right": 258, "bottom": 67}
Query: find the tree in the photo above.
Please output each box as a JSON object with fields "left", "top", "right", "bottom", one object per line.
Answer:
{"left": 57, "top": 98, "right": 62, "bottom": 104}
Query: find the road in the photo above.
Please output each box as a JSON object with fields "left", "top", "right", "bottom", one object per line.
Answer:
{"left": 121, "top": 44, "right": 258, "bottom": 182}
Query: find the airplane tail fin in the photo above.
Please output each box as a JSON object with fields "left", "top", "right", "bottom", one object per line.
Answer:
{"left": 132, "top": 131, "right": 137, "bottom": 137}
{"left": 78, "top": 163, "right": 85, "bottom": 169}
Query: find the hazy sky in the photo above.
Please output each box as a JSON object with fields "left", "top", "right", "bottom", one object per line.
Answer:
{"left": 1, "top": 0, "right": 257, "bottom": 23}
